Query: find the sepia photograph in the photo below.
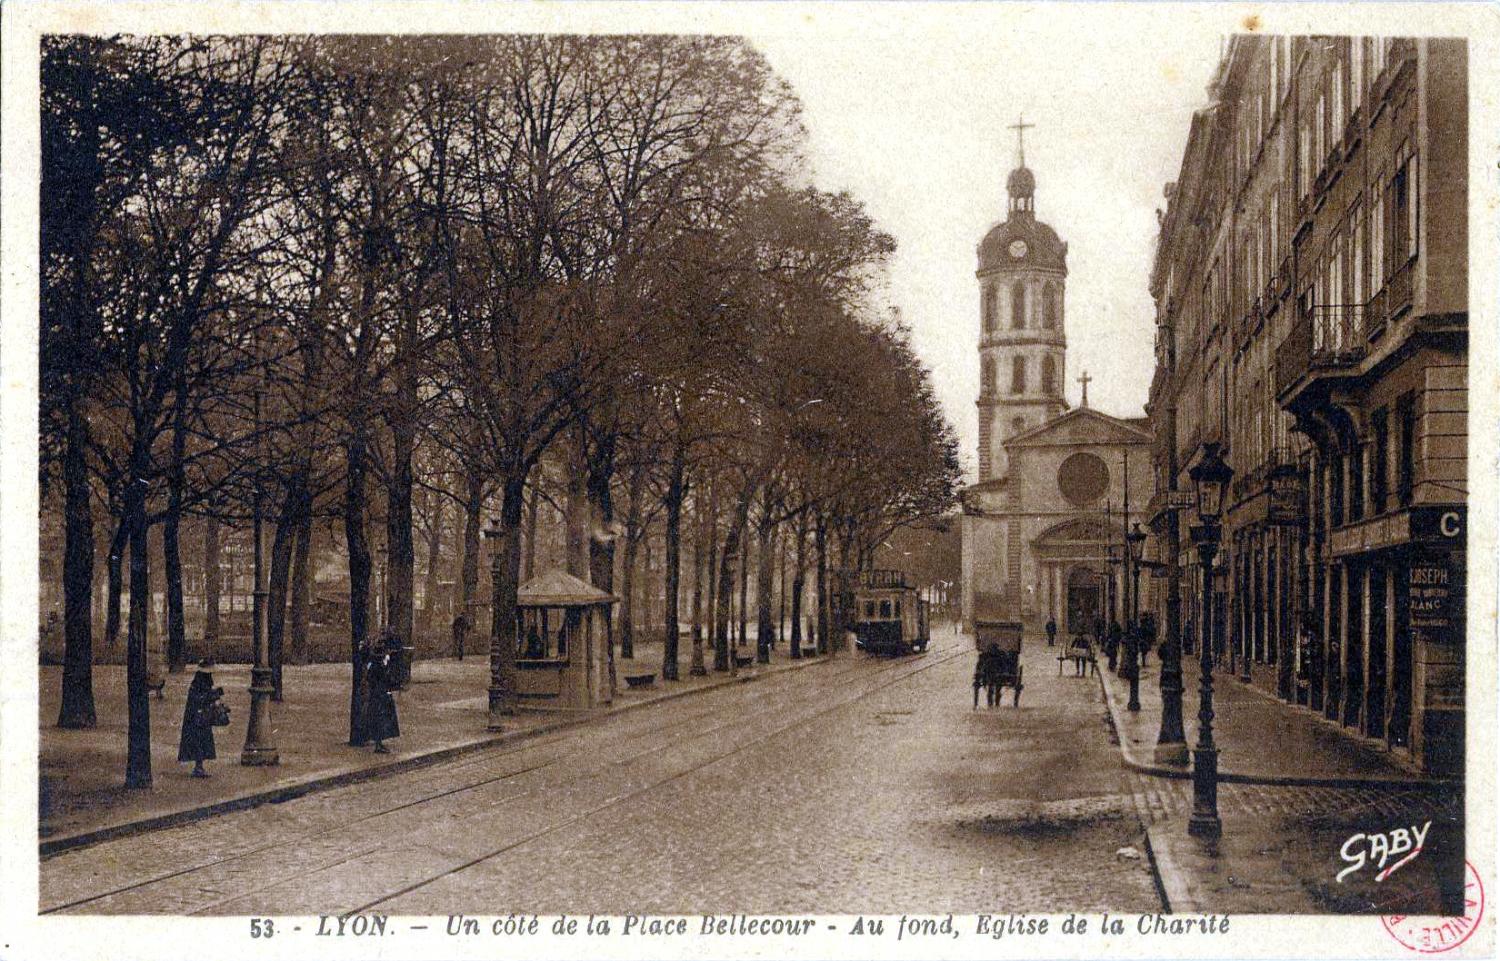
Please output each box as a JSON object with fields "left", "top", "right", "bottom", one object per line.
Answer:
{"left": 1, "top": 3, "right": 1493, "bottom": 959}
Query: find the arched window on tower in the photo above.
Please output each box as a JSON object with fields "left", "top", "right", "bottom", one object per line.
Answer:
{"left": 982, "top": 284, "right": 997, "bottom": 333}
{"left": 1011, "top": 356, "right": 1027, "bottom": 394}
{"left": 981, "top": 357, "right": 996, "bottom": 394}
{"left": 1011, "top": 282, "right": 1027, "bottom": 329}
{"left": 1043, "top": 283, "right": 1060, "bottom": 329}
{"left": 1042, "top": 355, "right": 1057, "bottom": 396}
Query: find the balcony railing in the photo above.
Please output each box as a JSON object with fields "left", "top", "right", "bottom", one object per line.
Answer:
{"left": 1310, "top": 304, "right": 1367, "bottom": 364}
{"left": 1276, "top": 304, "right": 1367, "bottom": 397}
{"left": 1387, "top": 257, "right": 1414, "bottom": 321}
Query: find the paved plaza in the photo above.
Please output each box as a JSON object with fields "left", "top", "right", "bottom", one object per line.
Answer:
{"left": 40, "top": 626, "right": 1465, "bottom": 917}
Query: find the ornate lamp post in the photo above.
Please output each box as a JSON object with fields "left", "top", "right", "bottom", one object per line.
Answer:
{"left": 1124, "top": 522, "right": 1147, "bottom": 711}
{"left": 484, "top": 515, "right": 506, "bottom": 732}
{"left": 1187, "top": 441, "right": 1232, "bottom": 840}
{"left": 241, "top": 345, "right": 278, "bottom": 766}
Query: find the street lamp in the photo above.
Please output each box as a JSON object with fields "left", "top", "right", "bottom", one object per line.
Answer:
{"left": 1187, "top": 441, "right": 1233, "bottom": 841}
{"left": 484, "top": 515, "right": 507, "bottom": 731}
{"left": 241, "top": 338, "right": 277, "bottom": 767}
{"left": 1124, "top": 522, "right": 1147, "bottom": 712}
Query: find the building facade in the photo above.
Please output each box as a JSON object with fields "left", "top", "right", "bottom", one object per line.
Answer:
{"left": 1147, "top": 35, "right": 1467, "bottom": 774}
{"left": 962, "top": 139, "right": 1153, "bottom": 633}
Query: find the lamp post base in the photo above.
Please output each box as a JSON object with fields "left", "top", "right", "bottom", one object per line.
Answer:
{"left": 1189, "top": 743, "right": 1220, "bottom": 839}
{"left": 240, "top": 665, "right": 279, "bottom": 766}
{"left": 1153, "top": 741, "right": 1189, "bottom": 765}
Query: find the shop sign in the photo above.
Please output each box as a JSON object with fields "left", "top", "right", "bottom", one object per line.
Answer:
{"left": 1408, "top": 557, "right": 1458, "bottom": 632}
{"left": 1409, "top": 506, "right": 1465, "bottom": 543}
{"left": 1330, "top": 511, "right": 1410, "bottom": 556}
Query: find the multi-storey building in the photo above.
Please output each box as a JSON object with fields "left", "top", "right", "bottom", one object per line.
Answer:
{"left": 1147, "top": 35, "right": 1466, "bottom": 774}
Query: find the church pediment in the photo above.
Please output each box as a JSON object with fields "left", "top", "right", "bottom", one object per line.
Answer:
{"left": 1033, "top": 517, "right": 1114, "bottom": 546}
{"left": 1005, "top": 407, "right": 1152, "bottom": 449}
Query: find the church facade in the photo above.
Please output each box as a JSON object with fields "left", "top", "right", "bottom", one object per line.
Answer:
{"left": 961, "top": 132, "right": 1153, "bottom": 635}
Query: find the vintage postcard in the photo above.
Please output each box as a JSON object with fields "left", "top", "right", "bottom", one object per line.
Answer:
{"left": 0, "top": 2, "right": 1494, "bottom": 959}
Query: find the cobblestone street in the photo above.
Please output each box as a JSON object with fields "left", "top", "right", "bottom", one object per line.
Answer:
{"left": 42, "top": 629, "right": 1162, "bottom": 916}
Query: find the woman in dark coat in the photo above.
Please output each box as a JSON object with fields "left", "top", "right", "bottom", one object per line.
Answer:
{"left": 178, "top": 658, "right": 223, "bottom": 777}
{"left": 360, "top": 642, "right": 400, "bottom": 753}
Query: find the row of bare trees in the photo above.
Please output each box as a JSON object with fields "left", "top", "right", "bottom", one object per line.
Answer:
{"left": 40, "top": 34, "right": 961, "bottom": 788}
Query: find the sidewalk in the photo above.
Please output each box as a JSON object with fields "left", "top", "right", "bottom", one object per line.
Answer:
{"left": 1097, "top": 650, "right": 1447, "bottom": 786}
{"left": 39, "top": 637, "right": 824, "bottom": 854}
{"left": 1097, "top": 649, "right": 1463, "bottom": 916}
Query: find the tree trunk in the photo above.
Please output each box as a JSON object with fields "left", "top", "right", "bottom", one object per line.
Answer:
{"left": 387, "top": 414, "right": 416, "bottom": 654}
{"left": 620, "top": 531, "right": 639, "bottom": 660}
{"left": 790, "top": 520, "right": 807, "bottom": 658}
{"left": 689, "top": 486, "right": 707, "bottom": 677}
{"left": 202, "top": 512, "right": 221, "bottom": 652}
{"left": 421, "top": 492, "right": 444, "bottom": 640}
{"left": 708, "top": 506, "right": 724, "bottom": 671}
{"left": 586, "top": 449, "right": 617, "bottom": 698}
{"left": 288, "top": 506, "right": 312, "bottom": 664}
{"left": 737, "top": 539, "right": 749, "bottom": 649}
{"left": 490, "top": 472, "right": 526, "bottom": 718}
{"left": 524, "top": 483, "right": 539, "bottom": 581}
{"left": 124, "top": 482, "right": 152, "bottom": 788}
{"left": 565, "top": 462, "right": 589, "bottom": 579}
{"left": 777, "top": 525, "right": 787, "bottom": 647}
{"left": 756, "top": 510, "right": 774, "bottom": 664}
{"left": 458, "top": 466, "right": 483, "bottom": 659}
{"left": 163, "top": 379, "right": 189, "bottom": 673}
{"left": 715, "top": 487, "right": 754, "bottom": 673}
{"left": 661, "top": 456, "right": 685, "bottom": 681}
{"left": 58, "top": 405, "right": 96, "bottom": 728}
{"left": 345, "top": 429, "right": 373, "bottom": 745}
{"left": 104, "top": 513, "right": 126, "bottom": 651}
{"left": 815, "top": 514, "right": 829, "bottom": 656}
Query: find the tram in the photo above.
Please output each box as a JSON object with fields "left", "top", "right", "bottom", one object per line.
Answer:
{"left": 852, "top": 569, "right": 930, "bottom": 656}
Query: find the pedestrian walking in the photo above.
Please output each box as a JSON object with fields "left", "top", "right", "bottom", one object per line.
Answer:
{"left": 178, "top": 658, "right": 226, "bottom": 778}
{"left": 1106, "top": 621, "right": 1122, "bottom": 672}
{"left": 1045, "top": 616, "right": 1057, "bottom": 647}
{"left": 1138, "top": 613, "right": 1156, "bottom": 667}
{"left": 359, "top": 637, "right": 401, "bottom": 754}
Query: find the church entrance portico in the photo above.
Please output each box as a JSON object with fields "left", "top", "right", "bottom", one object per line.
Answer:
{"left": 1065, "top": 565, "right": 1104, "bottom": 636}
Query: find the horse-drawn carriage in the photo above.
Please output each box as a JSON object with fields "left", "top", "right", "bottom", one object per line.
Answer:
{"left": 852, "top": 570, "right": 930, "bottom": 656}
{"left": 973, "top": 619, "right": 1023, "bottom": 707}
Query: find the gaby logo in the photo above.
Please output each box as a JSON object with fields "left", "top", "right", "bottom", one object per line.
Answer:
{"left": 1338, "top": 821, "right": 1432, "bottom": 884}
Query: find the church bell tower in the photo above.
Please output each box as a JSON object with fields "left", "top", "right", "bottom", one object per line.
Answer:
{"left": 975, "top": 117, "right": 1069, "bottom": 481}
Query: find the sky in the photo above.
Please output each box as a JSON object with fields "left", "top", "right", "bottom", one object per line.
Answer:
{"left": 750, "top": 10, "right": 1226, "bottom": 481}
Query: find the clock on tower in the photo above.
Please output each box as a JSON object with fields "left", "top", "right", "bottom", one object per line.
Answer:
{"left": 973, "top": 115, "right": 1069, "bottom": 483}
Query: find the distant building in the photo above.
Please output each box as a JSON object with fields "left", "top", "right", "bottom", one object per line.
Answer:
{"left": 962, "top": 126, "right": 1152, "bottom": 633}
{"left": 1147, "top": 36, "right": 1467, "bottom": 774}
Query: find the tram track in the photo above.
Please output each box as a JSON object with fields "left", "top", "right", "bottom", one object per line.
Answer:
{"left": 348, "top": 643, "right": 970, "bottom": 916}
{"left": 43, "top": 642, "right": 965, "bottom": 916}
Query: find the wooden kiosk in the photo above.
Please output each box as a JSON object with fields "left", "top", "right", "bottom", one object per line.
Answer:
{"left": 514, "top": 569, "right": 616, "bottom": 712}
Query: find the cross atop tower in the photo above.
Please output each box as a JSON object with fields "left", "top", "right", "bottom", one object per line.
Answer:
{"left": 1077, "top": 370, "right": 1092, "bottom": 408}
{"left": 1008, "top": 115, "right": 1035, "bottom": 166}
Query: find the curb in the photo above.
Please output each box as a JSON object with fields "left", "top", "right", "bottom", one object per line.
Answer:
{"left": 1093, "top": 658, "right": 1454, "bottom": 791}
{"left": 41, "top": 652, "right": 830, "bottom": 859}
{"left": 1142, "top": 823, "right": 1200, "bottom": 914}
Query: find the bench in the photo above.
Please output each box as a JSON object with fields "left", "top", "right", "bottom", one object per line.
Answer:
{"left": 732, "top": 654, "right": 755, "bottom": 669}
{"left": 624, "top": 672, "right": 656, "bottom": 689}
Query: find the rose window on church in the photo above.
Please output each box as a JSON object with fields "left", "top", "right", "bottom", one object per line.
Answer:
{"left": 1057, "top": 452, "right": 1109, "bottom": 507}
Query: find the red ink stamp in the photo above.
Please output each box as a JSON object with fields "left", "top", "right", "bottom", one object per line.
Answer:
{"left": 1382, "top": 860, "right": 1485, "bottom": 953}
